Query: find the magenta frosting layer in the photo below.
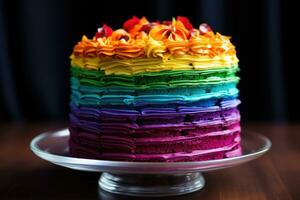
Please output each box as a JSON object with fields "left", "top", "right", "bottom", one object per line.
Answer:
{"left": 69, "top": 136, "right": 241, "bottom": 162}
{"left": 69, "top": 116, "right": 241, "bottom": 162}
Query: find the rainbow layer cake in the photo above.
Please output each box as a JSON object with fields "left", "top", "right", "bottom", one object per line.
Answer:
{"left": 69, "top": 16, "right": 241, "bottom": 162}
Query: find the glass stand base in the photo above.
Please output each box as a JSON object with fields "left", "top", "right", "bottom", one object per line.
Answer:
{"left": 98, "top": 172, "right": 205, "bottom": 197}
{"left": 31, "top": 129, "right": 271, "bottom": 197}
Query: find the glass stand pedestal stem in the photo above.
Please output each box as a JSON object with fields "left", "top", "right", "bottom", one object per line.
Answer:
{"left": 99, "top": 172, "right": 205, "bottom": 197}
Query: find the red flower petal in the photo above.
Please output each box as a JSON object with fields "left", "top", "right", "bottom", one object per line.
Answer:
{"left": 95, "top": 24, "right": 113, "bottom": 38}
{"left": 102, "top": 24, "right": 113, "bottom": 36}
{"left": 123, "top": 16, "right": 140, "bottom": 31}
{"left": 177, "top": 16, "right": 193, "bottom": 30}
{"left": 199, "top": 23, "right": 212, "bottom": 35}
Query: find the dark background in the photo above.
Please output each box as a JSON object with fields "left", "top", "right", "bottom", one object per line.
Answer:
{"left": 0, "top": 0, "right": 296, "bottom": 122}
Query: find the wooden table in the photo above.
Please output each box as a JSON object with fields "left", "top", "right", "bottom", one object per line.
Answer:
{"left": 0, "top": 122, "right": 299, "bottom": 200}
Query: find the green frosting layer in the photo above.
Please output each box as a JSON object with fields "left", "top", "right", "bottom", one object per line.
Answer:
{"left": 71, "top": 66, "right": 239, "bottom": 89}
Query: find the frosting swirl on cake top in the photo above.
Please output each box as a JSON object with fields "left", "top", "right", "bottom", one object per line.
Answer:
{"left": 72, "top": 16, "right": 237, "bottom": 59}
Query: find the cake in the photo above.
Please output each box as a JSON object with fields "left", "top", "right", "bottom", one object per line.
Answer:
{"left": 69, "top": 16, "right": 242, "bottom": 162}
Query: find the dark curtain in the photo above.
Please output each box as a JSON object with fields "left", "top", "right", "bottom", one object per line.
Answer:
{"left": 0, "top": 0, "right": 296, "bottom": 121}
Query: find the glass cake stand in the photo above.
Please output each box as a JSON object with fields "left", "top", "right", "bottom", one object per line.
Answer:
{"left": 30, "top": 128, "right": 271, "bottom": 197}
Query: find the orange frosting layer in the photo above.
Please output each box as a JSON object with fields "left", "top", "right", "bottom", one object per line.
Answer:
{"left": 72, "top": 17, "right": 237, "bottom": 60}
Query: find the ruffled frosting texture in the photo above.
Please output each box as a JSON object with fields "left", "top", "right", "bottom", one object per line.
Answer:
{"left": 69, "top": 16, "right": 241, "bottom": 162}
{"left": 72, "top": 17, "right": 237, "bottom": 60}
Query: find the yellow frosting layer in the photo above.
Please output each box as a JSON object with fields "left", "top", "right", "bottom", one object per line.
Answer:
{"left": 70, "top": 54, "right": 239, "bottom": 75}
